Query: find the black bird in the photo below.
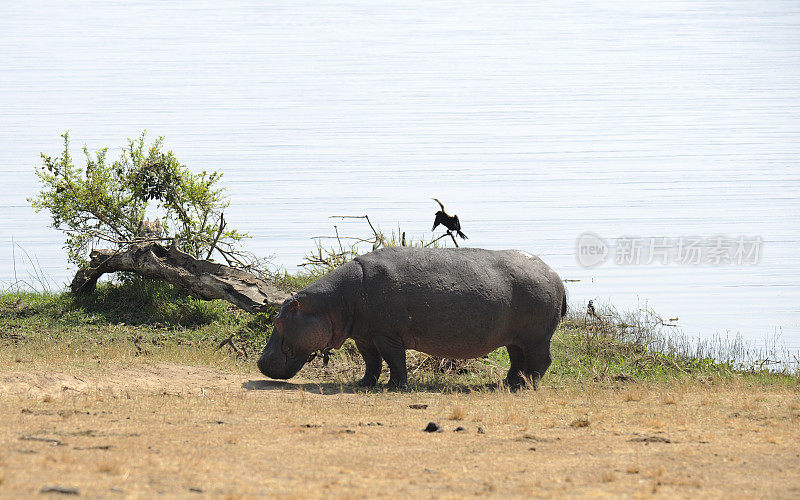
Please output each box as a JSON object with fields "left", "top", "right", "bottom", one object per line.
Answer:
{"left": 587, "top": 300, "right": 600, "bottom": 320}
{"left": 432, "top": 198, "right": 467, "bottom": 240}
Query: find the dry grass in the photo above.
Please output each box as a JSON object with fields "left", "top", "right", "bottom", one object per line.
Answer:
{"left": 448, "top": 405, "right": 466, "bottom": 421}
{"left": 1, "top": 351, "right": 799, "bottom": 498}
{"left": 2, "top": 289, "right": 799, "bottom": 497}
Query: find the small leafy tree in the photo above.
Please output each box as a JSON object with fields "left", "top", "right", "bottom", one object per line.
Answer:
{"left": 30, "top": 132, "right": 256, "bottom": 270}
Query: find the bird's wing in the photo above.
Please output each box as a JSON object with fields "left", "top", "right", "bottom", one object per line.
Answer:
{"left": 432, "top": 212, "right": 443, "bottom": 231}
{"left": 452, "top": 215, "right": 461, "bottom": 231}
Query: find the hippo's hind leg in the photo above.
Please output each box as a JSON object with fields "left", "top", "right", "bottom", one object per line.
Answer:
{"left": 521, "top": 339, "right": 552, "bottom": 389}
{"left": 372, "top": 335, "right": 407, "bottom": 390}
{"left": 506, "top": 325, "right": 556, "bottom": 390}
{"left": 504, "top": 345, "right": 526, "bottom": 390}
{"left": 517, "top": 330, "right": 555, "bottom": 389}
{"left": 355, "top": 339, "right": 382, "bottom": 387}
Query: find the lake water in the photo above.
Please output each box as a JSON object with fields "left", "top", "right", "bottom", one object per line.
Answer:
{"left": 2, "top": 1, "right": 799, "bottom": 357}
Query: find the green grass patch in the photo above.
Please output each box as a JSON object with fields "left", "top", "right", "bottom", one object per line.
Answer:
{"left": 1, "top": 282, "right": 796, "bottom": 389}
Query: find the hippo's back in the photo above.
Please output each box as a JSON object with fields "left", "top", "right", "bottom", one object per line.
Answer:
{"left": 353, "top": 247, "right": 564, "bottom": 357}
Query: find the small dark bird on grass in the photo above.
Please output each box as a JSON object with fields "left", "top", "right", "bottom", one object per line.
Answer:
{"left": 432, "top": 198, "right": 467, "bottom": 240}
{"left": 587, "top": 300, "right": 599, "bottom": 319}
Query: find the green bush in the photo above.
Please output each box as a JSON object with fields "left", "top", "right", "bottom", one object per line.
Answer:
{"left": 30, "top": 132, "right": 248, "bottom": 267}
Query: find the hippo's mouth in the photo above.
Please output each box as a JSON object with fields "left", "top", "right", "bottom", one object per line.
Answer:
{"left": 257, "top": 336, "right": 308, "bottom": 380}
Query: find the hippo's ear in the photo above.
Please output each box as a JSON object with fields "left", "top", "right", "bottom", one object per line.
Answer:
{"left": 276, "top": 298, "right": 300, "bottom": 322}
{"left": 283, "top": 298, "right": 301, "bottom": 316}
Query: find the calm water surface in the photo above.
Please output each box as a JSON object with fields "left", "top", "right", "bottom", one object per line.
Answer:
{"left": 1, "top": 1, "right": 799, "bottom": 353}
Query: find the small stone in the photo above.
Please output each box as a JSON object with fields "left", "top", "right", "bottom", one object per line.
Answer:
{"left": 409, "top": 404, "right": 428, "bottom": 410}
{"left": 453, "top": 426, "right": 466, "bottom": 432}
{"left": 477, "top": 427, "right": 486, "bottom": 434}
{"left": 189, "top": 487, "right": 204, "bottom": 493}
{"left": 630, "top": 435, "right": 670, "bottom": 443}
{"left": 423, "top": 421, "right": 442, "bottom": 433}
{"left": 39, "top": 485, "right": 79, "bottom": 495}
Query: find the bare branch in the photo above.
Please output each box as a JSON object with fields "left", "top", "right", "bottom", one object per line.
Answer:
{"left": 423, "top": 233, "right": 451, "bottom": 248}
{"left": 64, "top": 228, "right": 172, "bottom": 246}
{"left": 217, "top": 334, "right": 246, "bottom": 359}
{"left": 447, "top": 231, "right": 460, "bottom": 248}
{"left": 206, "top": 213, "right": 226, "bottom": 260}
{"left": 330, "top": 215, "right": 379, "bottom": 241}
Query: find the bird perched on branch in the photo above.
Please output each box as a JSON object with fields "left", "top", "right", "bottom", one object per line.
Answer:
{"left": 432, "top": 198, "right": 468, "bottom": 240}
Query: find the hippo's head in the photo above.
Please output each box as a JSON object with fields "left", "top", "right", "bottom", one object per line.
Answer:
{"left": 257, "top": 296, "right": 331, "bottom": 380}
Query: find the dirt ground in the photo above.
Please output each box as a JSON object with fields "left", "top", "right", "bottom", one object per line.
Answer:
{"left": 1, "top": 362, "right": 799, "bottom": 499}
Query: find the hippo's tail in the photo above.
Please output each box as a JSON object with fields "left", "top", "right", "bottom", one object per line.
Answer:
{"left": 561, "top": 292, "right": 568, "bottom": 318}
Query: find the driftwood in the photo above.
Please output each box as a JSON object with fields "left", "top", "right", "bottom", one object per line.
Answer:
{"left": 70, "top": 242, "right": 290, "bottom": 313}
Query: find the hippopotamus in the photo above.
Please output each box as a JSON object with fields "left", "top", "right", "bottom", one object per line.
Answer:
{"left": 257, "top": 247, "right": 566, "bottom": 389}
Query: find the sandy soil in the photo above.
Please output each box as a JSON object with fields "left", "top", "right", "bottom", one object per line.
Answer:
{"left": 1, "top": 363, "right": 799, "bottom": 499}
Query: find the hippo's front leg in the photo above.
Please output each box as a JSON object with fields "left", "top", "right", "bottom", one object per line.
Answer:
{"left": 372, "top": 335, "right": 407, "bottom": 389}
{"left": 355, "top": 339, "right": 382, "bottom": 387}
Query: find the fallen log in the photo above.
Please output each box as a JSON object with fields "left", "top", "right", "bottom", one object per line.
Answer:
{"left": 70, "top": 242, "right": 290, "bottom": 313}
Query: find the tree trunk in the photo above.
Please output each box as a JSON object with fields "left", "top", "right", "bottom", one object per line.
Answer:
{"left": 70, "top": 242, "right": 290, "bottom": 313}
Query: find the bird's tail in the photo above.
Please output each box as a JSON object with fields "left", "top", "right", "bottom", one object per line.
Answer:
{"left": 457, "top": 231, "right": 468, "bottom": 240}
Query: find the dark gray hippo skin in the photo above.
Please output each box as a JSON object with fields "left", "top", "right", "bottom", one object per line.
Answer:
{"left": 257, "top": 247, "right": 567, "bottom": 389}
